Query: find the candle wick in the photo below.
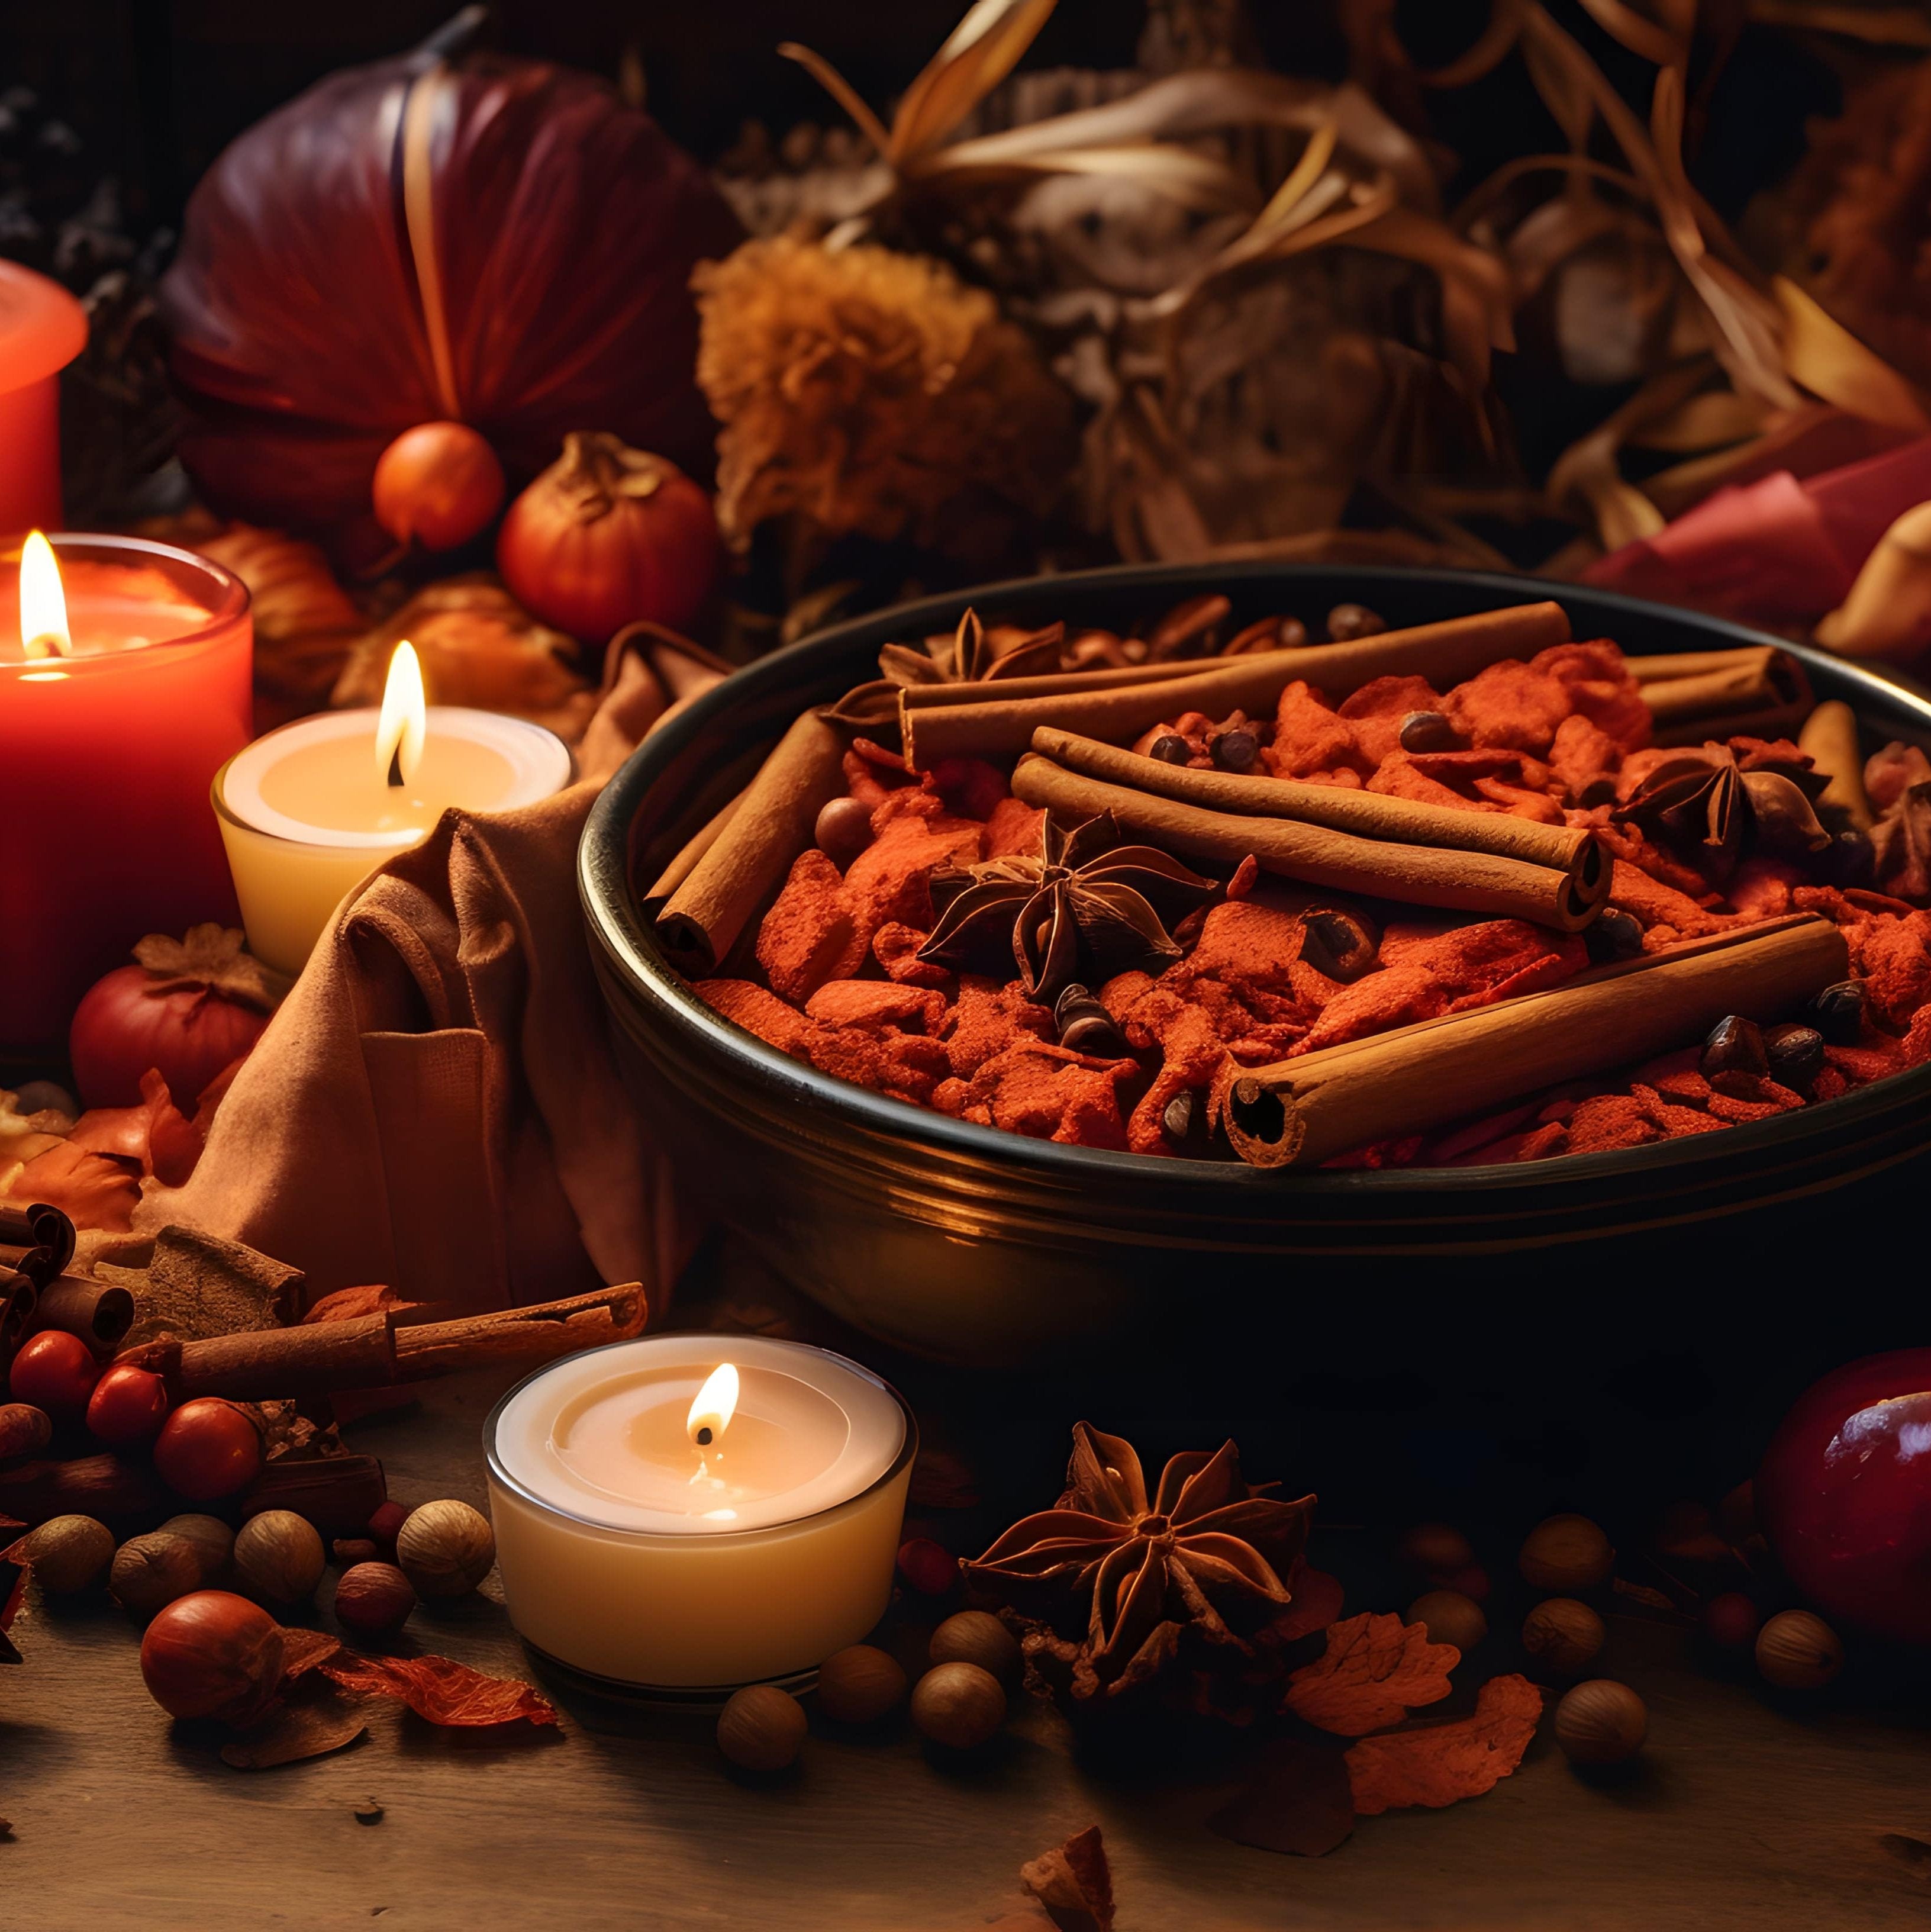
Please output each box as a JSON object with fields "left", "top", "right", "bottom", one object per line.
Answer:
{"left": 387, "top": 742, "right": 405, "bottom": 788}
{"left": 695, "top": 1427, "right": 713, "bottom": 1447}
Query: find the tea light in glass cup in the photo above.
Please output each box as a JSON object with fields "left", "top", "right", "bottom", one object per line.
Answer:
{"left": 212, "top": 641, "right": 572, "bottom": 975}
{"left": 485, "top": 1335, "right": 915, "bottom": 1698}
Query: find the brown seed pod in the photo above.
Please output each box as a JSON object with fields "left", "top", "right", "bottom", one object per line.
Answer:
{"left": 717, "top": 1684, "right": 807, "bottom": 1772}
{"left": 815, "top": 1644, "right": 907, "bottom": 1724}
{"left": 1553, "top": 1679, "right": 1648, "bottom": 1764}
{"left": 1755, "top": 1609, "right": 1843, "bottom": 1690}
{"left": 1407, "top": 1589, "right": 1487, "bottom": 1654}
{"left": 929, "top": 1609, "right": 1022, "bottom": 1685}
{"left": 395, "top": 1499, "right": 495, "bottom": 1598}
{"left": 1521, "top": 1597, "right": 1606, "bottom": 1678}
{"left": 11, "top": 1514, "right": 114, "bottom": 1593}
{"left": 112, "top": 1530, "right": 224, "bottom": 1617}
{"left": 1519, "top": 1514, "right": 1614, "bottom": 1593}
{"left": 333, "top": 1561, "right": 417, "bottom": 1636}
{"left": 233, "top": 1509, "right": 325, "bottom": 1605}
{"left": 158, "top": 1514, "right": 236, "bottom": 1572}
{"left": 910, "top": 1661, "right": 1006, "bottom": 1750}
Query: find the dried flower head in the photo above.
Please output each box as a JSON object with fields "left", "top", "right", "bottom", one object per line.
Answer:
{"left": 693, "top": 234, "right": 1074, "bottom": 557}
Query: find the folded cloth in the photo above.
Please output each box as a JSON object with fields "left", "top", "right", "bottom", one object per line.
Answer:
{"left": 1584, "top": 434, "right": 1931, "bottom": 629}
{"left": 150, "top": 627, "right": 727, "bottom": 1313}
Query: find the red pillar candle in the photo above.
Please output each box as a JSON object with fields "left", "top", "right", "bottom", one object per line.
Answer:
{"left": 0, "top": 263, "right": 87, "bottom": 533}
{"left": 1, "top": 534, "right": 253, "bottom": 1060}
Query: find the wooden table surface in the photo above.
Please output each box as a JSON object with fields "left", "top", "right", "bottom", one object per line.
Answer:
{"left": 5, "top": 1366, "right": 1931, "bottom": 1932}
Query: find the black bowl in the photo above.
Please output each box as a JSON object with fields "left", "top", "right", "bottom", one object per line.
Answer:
{"left": 582, "top": 564, "right": 1931, "bottom": 1366}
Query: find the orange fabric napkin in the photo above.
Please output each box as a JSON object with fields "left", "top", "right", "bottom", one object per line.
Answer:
{"left": 153, "top": 629, "right": 725, "bottom": 1313}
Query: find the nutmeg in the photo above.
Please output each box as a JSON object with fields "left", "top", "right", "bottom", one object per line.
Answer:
{"left": 112, "top": 1528, "right": 225, "bottom": 1617}
{"left": 1755, "top": 1609, "right": 1843, "bottom": 1690}
{"left": 159, "top": 1514, "right": 236, "bottom": 1572}
{"left": 1518, "top": 1514, "right": 1614, "bottom": 1593}
{"left": 333, "top": 1561, "right": 417, "bottom": 1635}
{"left": 1521, "top": 1597, "right": 1605, "bottom": 1678}
{"left": 929, "top": 1610, "right": 1021, "bottom": 1685}
{"left": 1407, "top": 1589, "right": 1487, "bottom": 1654}
{"left": 910, "top": 1660, "right": 1006, "bottom": 1750}
{"left": 717, "top": 1684, "right": 807, "bottom": 1773}
{"left": 233, "top": 1509, "right": 325, "bottom": 1605}
{"left": 816, "top": 1644, "right": 907, "bottom": 1724}
{"left": 1553, "top": 1679, "right": 1647, "bottom": 1764}
{"left": 395, "top": 1499, "right": 495, "bottom": 1598}
{"left": 0, "top": 1401, "right": 53, "bottom": 1463}
{"left": 11, "top": 1514, "right": 114, "bottom": 1593}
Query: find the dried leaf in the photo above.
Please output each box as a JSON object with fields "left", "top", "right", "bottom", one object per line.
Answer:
{"left": 1772, "top": 276, "right": 1931, "bottom": 432}
{"left": 4, "top": 1141, "right": 140, "bottom": 1234}
{"left": 1345, "top": 1674, "right": 1543, "bottom": 1815}
{"left": 1020, "top": 1824, "right": 1114, "bottom": 1932}
{"left": 1208, "top": 1737, "right": 1356, "bottom": 1857}
{"left": 279, "top": 1628, "right": 344, "bottom": 1680}
{"left": 131, "top": 923, "right": 286, "bottom": 1012}
{"left": 221, "top": 1702, "right": 367, "bottom": 1770}
{"left": 889, "top": 0, "right": 1058, "bottom": 168}
{"left": 67, "top": 1070, "right": 203, "bottom": 1189}
{"left": 1284, "top": 1612, "right": 1458, "bottom": 1737}
{"left": 318, "top": 1649, "right": 558, "bottom": 1729}
{"left": 301, "top": 1284, "right": 420, "bottom": 1325}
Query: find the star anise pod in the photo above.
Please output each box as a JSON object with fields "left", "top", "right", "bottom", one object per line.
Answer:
{"left": 962, "top": 1422, "right": 1315, "bottom": 1704}
{"left": 1613, "top": 737, "right": 1830, "bottom": 884}
{"left": 915, "top": 813, "right": 1216, "bottom": 1003}
{"left": 824, "top": 607, "right": 1069, "bottom": 729}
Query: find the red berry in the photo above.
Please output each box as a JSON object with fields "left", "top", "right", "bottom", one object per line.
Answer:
{"left": 153, "top": 1399, "right": 263, "bottom": 1502}
{"left": 1701, "top": 1591, "right": 1760, "bottom": 1651}
{"left": 7, "top": 1331, "right": 101, "bottom": 1420}
{"left": 366, "top": 1500, "right": 409, "bottom": 1550}
{"left": 86, "top": 1363, "right": 170, "bottom": 1447}
{"left": 898, "top": 1537, "right": 958, "bottom": 1596}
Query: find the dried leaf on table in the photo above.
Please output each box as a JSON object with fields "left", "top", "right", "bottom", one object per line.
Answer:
{"left": 1284, "top": 1612, "right": 1458, "bottom": 1736}
{"left": 221, "top": 1701, "right": 367, "bottom": 1770}
{"left": 236, "top": 1401, "right": 344, "bottom": 1464}
{"left": 1019, "top": 1824, "right": 1114, "bottom": 1932}
{"left": 331, "top": 577, "right": 594, "bottom": 741}
{"left": 1208, "top": 1735, "right": 1356, "bottom": 1857}
{"left": 285, "top": 1634, "right": 558, "bottom": 1729}
{"left": 1344, "top": 1674, "right": 1543, "bottom": 1815}
{"left": 101, "top": 1224, "right": 303, "bottom": 1345}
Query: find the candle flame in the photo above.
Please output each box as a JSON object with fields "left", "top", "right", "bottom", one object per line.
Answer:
{"left": 374, "top": 640, "right": 427, "bottom": 788}
{"left": 19, "top": 532, "right": 72, "bottom": 660}
{"left": 686, "top": 1363, "right": 740, "bottom": 1448}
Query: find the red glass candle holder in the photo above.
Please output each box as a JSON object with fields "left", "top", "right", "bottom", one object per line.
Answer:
{"left": 1, "top": 534, "right": 253, "bottom": 1062}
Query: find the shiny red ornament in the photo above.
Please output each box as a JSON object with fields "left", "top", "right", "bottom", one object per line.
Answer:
{"left": 1757, "top": 1348, "right": 1931, "bottom": 1645}
{"left": 158, "top": 51, "right": 738, "bottom": 529}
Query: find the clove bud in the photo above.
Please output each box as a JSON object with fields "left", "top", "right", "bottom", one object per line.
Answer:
{"left": 1398, "top": 710, "right": 1460, "bottom": 755}
{"left": 1213, "top": 727, "right": 1260, "bottom": 773}
{"left": 1762, "top": 1022, "right": 1825, "bottom": 1091}
{"left": 1811, "top": 980, "right": 1865, "bottom": 1046}
{"left": 1149, "top": 732, "right": 1193, "bottom": 767}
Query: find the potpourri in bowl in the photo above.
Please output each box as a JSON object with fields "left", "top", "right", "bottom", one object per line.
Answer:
{"left": 583, "top": 564, "right": 1931, "bottom": 1364}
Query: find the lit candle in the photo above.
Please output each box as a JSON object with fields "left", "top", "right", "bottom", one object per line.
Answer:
{"left": 0, "top": 262, "right": 86, "bottom": 533}
{"left": 1, "top": 532, "right": 253, "bottom": 1058}
{"left": 212, "top": 643, "right": 573, "bottom": 975}
{"left": 486, "top": 1335, "right": 915, "bottom": 1695}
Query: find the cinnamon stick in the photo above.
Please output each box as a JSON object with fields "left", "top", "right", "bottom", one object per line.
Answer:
{"left": 240, "top": 1454, "right": 386, "bottom": 1537}
{"left": 1030, "top": 726, "right": 1606, "bottom": 880}
{"left": 655, "top": 710, "right": 847, "bottom": 975}
{"left": 0, "top": 1201, "right": 74, "bottom": 1285}
{"left": 120, "top": 1313, "right": 398, "bottom": 1402}
{"left": 1012, "top": 755, "right": 1607, "bottom": 931}
{"left": 643, "top": 785, "right": 747, "bottom": 904}
{"left": 25, "top": 1275, "right": 134, "bottom": 1351}
{"left": 1632, "top": 645, "right": 1812, "bottom": 747}
{"left": 1218, "top": 915, "right": 1847, "bottom": 1168}
{"left": 391, "top": 1284, "right": 647, "bottom": 1378}
{"left": 0, "top": 1273, "right": 34, "bottom": 1366}
{"left": 903, "top": 603, "right": 1573, "bottom": 766}
{"left": 0, "top": 1450, "right": 168, "bottom": 1528}
{"left": 1798, "top": 699, "right": 1874, "bottom": 830}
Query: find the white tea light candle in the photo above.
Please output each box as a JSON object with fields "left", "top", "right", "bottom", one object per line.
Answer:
{"left": 212, "top": 643, "right": 570, "bottom": 974}
{"left": 485, "top": 1335, "right": 914, "bottom": 1695}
